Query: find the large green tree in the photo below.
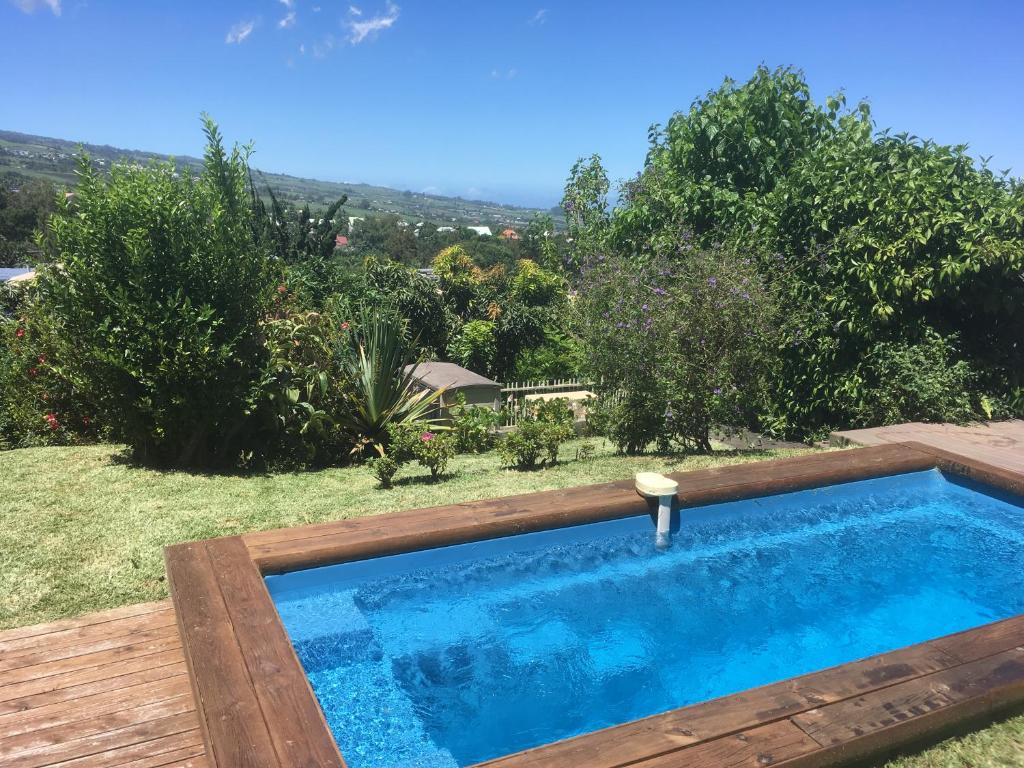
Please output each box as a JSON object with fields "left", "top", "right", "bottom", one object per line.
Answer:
{"left": 590, "top": 66, "right": 1024, "bottom": 438}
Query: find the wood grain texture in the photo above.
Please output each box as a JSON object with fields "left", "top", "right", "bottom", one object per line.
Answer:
{"left": 0, "top": 602, "right": 207, "bottom": 768}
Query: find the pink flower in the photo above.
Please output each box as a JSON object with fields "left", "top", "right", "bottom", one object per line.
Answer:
{"left": 277, "top": 284, "right": 288, "bottom": 294}
{"left": 37, "top": 354, "right": 46, "bottom": 365}
{"left": 420, "top": 431, "right": 434, "bottom": 443}
{"left": 28, "top": 367, "right": 38, "bottom": 378}
{"left": 44, "top": 412, "right": 59, "bottom": 430}
{"left": 340, "top": 321, "right": 350, "bottom": 331}
{"left": 15, "top": 328, "right": 25, "bottom": 339}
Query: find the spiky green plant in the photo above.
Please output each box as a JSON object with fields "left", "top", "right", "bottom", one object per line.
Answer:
{"left": 337, "top": 307, "right": 444, "bottom": 454}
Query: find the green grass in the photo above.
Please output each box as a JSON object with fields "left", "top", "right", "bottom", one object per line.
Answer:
{"left": 1, "top": 438, "right": 1021, "bottom": 767}
{"left": 0, "top": 439, "right": 812, "bottom": 630}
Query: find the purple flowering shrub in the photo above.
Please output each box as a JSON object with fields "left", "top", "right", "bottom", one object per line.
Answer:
{"left": 578, "top": 241, "right": 778, "bottom": 453}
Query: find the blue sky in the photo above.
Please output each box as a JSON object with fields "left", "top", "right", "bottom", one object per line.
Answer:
{"left": 2, "top": 1, "right": 1022, "bottom": 207}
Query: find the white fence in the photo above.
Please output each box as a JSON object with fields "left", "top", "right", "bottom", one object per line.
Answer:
{"left": 499, "top": 378, "right": 594, "bottom": 427}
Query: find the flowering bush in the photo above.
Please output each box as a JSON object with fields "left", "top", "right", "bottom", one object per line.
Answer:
{"left": 368, "top": 421, "right": 454, "bottom": 485}
{"left": 0, "top": 297, "right": 99, "bottom": 450}
{"left": 577, "top": 240, "right": 778, "bottom": 452}
{"left": 412, "top": 429, "right": 455, "bottom": 480}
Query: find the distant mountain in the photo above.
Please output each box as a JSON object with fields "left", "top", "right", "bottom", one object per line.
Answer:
{"left": 0, "top": 129, "right": 563, "bottom": 229}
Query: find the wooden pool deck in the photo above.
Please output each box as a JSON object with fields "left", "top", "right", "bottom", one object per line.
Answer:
{"left": 0, "top": 601, "right": 207, "bottom": 768}
{"left": 4, "top": 435, "right": 1024, "bottom": 768}
{"left": 832, "top": 419, "right": 1024, "bottom": 474}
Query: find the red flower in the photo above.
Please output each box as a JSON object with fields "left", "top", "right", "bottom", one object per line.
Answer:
{"left": 82, "top": 416, "right": 91, "bottom": 426}
{"left": 340, "top": 321, "right": 350, "bottom": 331}
{"left": 277, "top": 284, "right": 288, "bottom": 294}
{"left": 37, "top": 354, "right": 46, "bottom": 365}
{"left": 420, "top": 431, "right": 435, "bottom": 443}
{"left": 28, "top": 367, "right": 38, "bottom": 378}
{"left": 44, "top": 413, "right": 59, "bottom": 430}
{"left": 15, "top": 328, "right": 25, "bottom": 339}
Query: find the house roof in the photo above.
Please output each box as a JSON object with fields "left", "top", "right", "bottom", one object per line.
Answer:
{"left": 404, "top": 361, "right": 501, "bottom": 391}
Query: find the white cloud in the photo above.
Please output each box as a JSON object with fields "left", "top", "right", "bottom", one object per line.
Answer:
{"left": 348, "top": 5, "right": 362, "bottom": 15}
{"left": 347, "top": 2, "right": 398, "bottom": 44}
{"left": 225, "top": 19, "right": 256, "bottom": 44}
{"left": 278, "top": 10, "right": 296, "bottom": 28}
{"left": 10, "top": 0, "right": 61, "bottom": 15}
{"left": 279, "top": 0, "right": 294, "bottom": 7}
{"left": 298, "top": 43, "right": 306, "bottom": 55}
{"left": 491, "top": 67, "right": 518, "bottom": 80}
{"left": 528, "top": 8, "right": 547, "bottom": 25}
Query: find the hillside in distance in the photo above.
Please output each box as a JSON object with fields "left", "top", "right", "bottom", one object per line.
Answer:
{"left": 0, "top": 129, "right": 563, "bottom": 229}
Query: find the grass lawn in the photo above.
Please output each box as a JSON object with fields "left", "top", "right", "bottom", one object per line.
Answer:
{"left": 1, "top": 439, "right": 1021, "bottom": 767}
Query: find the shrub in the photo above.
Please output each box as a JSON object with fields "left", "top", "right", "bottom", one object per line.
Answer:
{"left": 852, "top": 332, "right": 981, "bottom": 426}
{"left": 578, "top": 241, "right": 778, "bottom": 453}
{"left": 448, "top": 393, "right": 500, "bottom": 453}
{"left": 498, "top": 398, "right": 574, "bottom": 469}
{"left": 256, "top": 304, "right": 354, "bottom": 467}
{"left": 412, "top": 429, "right": 455, "bottom": 480}
{"left": 367, "top": 454, "right": 399, "bottom": 488}
{"left": 34, "top": 117, "right": 272, "bottom": 467}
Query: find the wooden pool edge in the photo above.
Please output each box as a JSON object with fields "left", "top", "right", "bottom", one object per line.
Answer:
{"left": 165, "top": 442, "right": 1024, "bottom": 768}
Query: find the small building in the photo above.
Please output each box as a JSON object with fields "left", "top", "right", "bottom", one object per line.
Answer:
{"left": 404, "top": 362, "right": 501, "bottom": 420}
{"left": 467, "top": 226, "right": 492, "bottom": 237}
{"left": 500, "top": 228, "right": 520, "bottom": 240}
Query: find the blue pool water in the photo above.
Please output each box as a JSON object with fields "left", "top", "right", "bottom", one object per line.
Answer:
{"left": 267, "top": 470, "right": 1024, "bottom": 768}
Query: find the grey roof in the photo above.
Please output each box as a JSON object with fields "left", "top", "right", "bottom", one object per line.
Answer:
{"left": 404, "top": 362, "right": 501, "bottom": 391}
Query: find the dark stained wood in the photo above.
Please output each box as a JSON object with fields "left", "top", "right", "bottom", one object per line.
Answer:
{"left": 789, "top": 649, "right": 1024, "bottom": 765}
{"left": 626, "top": 721, "right": 822, "bottom": 768}
{"left": 204, "top": 537, "right": 345, "bottom": 768}
{"left": 0, "top": 602, "right": 208, "bottom": 768}
{"left": 164, "top": 541, "right": 280, "bottom": 768}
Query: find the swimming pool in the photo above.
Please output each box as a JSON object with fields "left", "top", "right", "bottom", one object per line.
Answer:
{"left": 266, "top": 469, "right": 1024, "bottom": 768}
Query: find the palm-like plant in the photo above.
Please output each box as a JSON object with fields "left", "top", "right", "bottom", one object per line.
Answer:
{"left": 337, "top": 307, "right": 444, "bottom": 454}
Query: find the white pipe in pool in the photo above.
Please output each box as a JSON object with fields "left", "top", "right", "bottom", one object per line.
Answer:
{"left": 634, "top": 472, "right": 680, "bottom": 550}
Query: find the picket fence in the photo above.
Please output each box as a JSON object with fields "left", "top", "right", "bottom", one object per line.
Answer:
{"left": 499, "top": 378, "right": 594, "bottom": 427}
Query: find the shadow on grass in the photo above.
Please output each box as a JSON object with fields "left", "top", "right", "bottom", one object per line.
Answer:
{"left": 390, "top": 471, "right": 462, "bottom": 488}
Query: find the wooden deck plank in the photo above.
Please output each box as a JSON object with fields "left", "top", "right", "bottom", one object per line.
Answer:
{"left": 43, "top": 731, "right": 204, "bottom": 768}
{"left": 0, "top": 608, "right": 179, "bottom": 659}
{"left": 164, "top": 541, "right": 281, "bottom": 768}
{"left": 0, "top": 633, "right": 183, "bottom": 690}
{"left": 3, "top": 711, "right": 201, "bottom": 768}
{"left": 0, "top": 676, "right": 191, "bottom": 739}
{"left": 0, "top": 602, "right": 172, "bottom": 649}
{"left": 626, "top": 721, "right": 821, "bottom": 768}
{"left": 790, "top": 649, "right": 1024, "bottom": 764}
{"left": 0, "top": 649, "right": 185, "bottom": 708}
{"left": 205, "top": 537, "right": 345, "bottom": 768}
{"left": 0, "top": 625, "right": 181, "bottom": 675}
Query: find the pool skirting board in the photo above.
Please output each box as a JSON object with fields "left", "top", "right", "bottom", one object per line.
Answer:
{"left": 164, "top": 442, "right": 1024, "bottom": 768}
